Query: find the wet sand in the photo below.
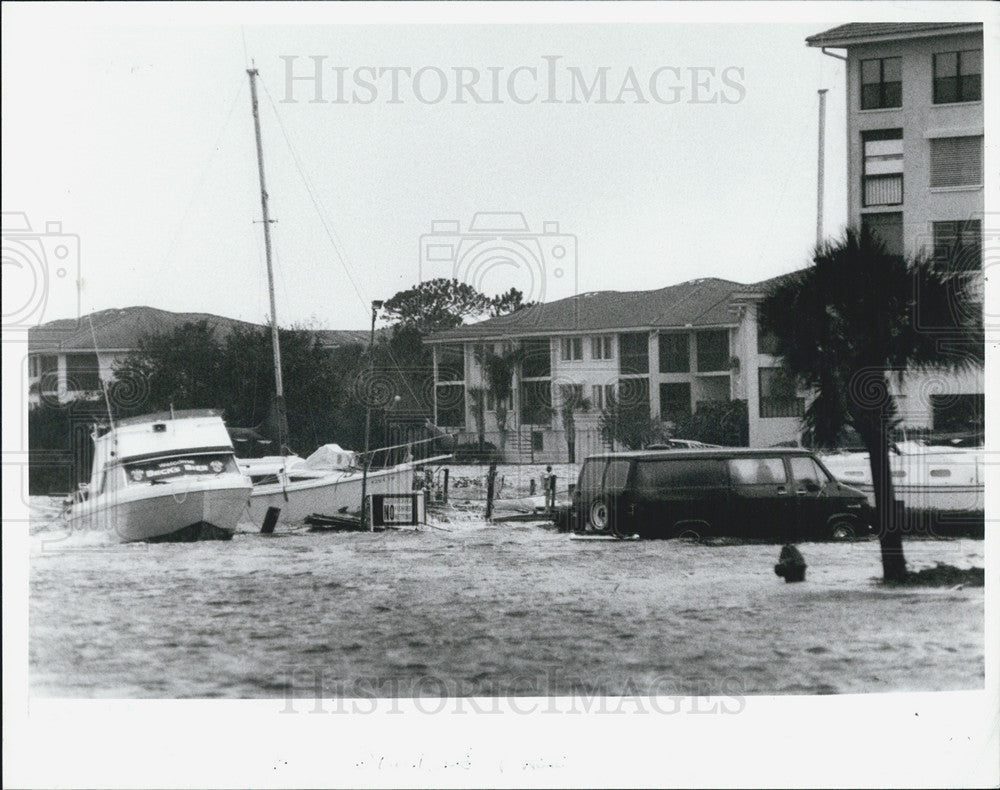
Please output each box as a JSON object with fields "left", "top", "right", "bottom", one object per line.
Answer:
{"left": 30, "top": 497, "right": 983, "bottom": 698}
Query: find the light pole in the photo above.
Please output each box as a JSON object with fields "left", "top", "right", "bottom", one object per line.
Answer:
{"left": 361, "top": 299, "right": 383, "bottom": 531}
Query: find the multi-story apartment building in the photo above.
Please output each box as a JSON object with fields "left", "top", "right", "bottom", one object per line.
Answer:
{"left": 807, "top": 23, "right": 984, "bottom": 260}
{"left": 805, "top": 22, "right": 985, "bottom": 433}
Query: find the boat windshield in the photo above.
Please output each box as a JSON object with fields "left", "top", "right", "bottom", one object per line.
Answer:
{"left": 122, "top": 453, "right": 240, "bottom": 485}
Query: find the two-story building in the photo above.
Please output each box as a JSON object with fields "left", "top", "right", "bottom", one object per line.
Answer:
{"left": 425, "top": 277, "right": 813, "bottom": 462}
{"left": 27, "top": 306, "right": 370, "bottom": 407}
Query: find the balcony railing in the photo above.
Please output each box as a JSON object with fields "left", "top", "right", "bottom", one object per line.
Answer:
{"left": 863, "top": 174, "right": 903, "bottom": 207}
{"left": 760, "top": 397, "right": 805, "bottom": 419}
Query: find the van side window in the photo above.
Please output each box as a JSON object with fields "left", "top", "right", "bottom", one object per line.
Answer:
{"left": 789, "top": 456, "right": 829, "bottom": 486}
{"left": 634, "top": 459, "right": 726, "bottom": 489}
{"left": 728, "top": 458, "right": 787, "bottom": 485}
{"left": 605, "top": 459, "right": 632, "bottom": 493}
{"left": 578, "top": 459, "right": 606, "bottom": 492}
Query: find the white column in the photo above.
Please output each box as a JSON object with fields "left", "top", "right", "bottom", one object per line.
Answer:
{"left": 647, "top": 330, "right": 660, "bottom": 419}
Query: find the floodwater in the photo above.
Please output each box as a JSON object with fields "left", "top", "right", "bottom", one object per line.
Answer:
{"left": 29, "top": 497, "right": 984, "bottom": 698}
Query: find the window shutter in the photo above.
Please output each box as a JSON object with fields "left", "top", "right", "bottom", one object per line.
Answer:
{"left": 930, "top": 136, "right": 983, "bottom": 187}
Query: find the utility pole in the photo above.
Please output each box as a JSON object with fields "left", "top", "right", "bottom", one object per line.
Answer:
{"left": 816, "top": 88, "right": 828, "bottom": 250}
{"left": 247, "top": 67, "right": 289, "bottom": 454}
{"left": 361, "top": 300, "right": 383, "bottom": 530}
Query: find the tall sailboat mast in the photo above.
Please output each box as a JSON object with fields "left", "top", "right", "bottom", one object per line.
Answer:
{"left": 247, "top": 67, "right": 289, "bottom": 453}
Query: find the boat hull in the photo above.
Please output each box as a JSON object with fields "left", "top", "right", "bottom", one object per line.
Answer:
{"left": 247, "top": 465, "right": 415, "bottom": 525}
{"left": 820, "top": 448, "right": 983, "bottom": 511}
{"left": 68, "top": 478, "right": 252, "bottom": 543}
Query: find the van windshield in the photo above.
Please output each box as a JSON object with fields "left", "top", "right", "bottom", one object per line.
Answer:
{"left": 634, "top": 458, "right": 726, "bottom": 490}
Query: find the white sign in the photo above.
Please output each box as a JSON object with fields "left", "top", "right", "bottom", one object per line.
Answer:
{"left": 382, "top": 497, "right": 413, "bottom": 524}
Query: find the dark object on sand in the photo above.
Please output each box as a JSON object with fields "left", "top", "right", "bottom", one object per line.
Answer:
{"left": 304, "top": 512, "right": 365, "bottom": 531}
{"left": 261, "top": 506, "right": 281, "bottom": 535}
{"left": 775, "top": 544, "right": 807, "bottom": 583}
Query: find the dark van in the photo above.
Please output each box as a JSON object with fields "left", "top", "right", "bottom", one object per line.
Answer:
{"left": 572, "top": 448, "right": 871, "bottom": 541}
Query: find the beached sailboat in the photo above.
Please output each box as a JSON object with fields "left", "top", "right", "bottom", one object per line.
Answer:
{"left": 67, "top": 410, "right": 252, "bottom": 542}
{"left": 239, "top": 444, "right": 419, "bottom": 524}
{"left": 239, "top": 68, "right": 425, "bottom": 527}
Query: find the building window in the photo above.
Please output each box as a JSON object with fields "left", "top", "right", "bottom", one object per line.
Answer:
{"left": 521, "top": 339, "right": 551, "bottom": 378}
{"left": 65, "top": 353, "right": 101, "bottom": 391}
{"left": 932, "top": 393, "right": 983, "bottom": 433}
{"left": 933, "top": 50, "right": 982, "bottom": 104}
{"left": 929, "top": 136, "right": 983, "bottom": 188}
{"left": 862, "top": 129, "right": 903, "bottom": 207}
{"left": 616, "top": 377, "right": 649, "bottom": 411}
{"left": 659, "top": 382, "right": 691, "bottom": 421}
{"left": 435, "top": 385, "right": 465, "bottom": 428}
{"left": 437, "top": 344, "right": 464, "bottom": 383}
{"left": 658, "top": 333, "right": 689, "bottom": 373}
{"left": 862, "top": 212, "right": 904, "bottom": 258}
{"left": 860, "top": 57, "right": 901, "bottom": 110}
{"left": 757, "top": 330, "right": 778, "bottom": 356}
{"left": 758, "top": 367, "right": 804, "bottom": 419}
{"left": 30, "top": 354, "right": 58, "bottom": 379}
{"left": 520, "top": 379, "right": 552, "bottom": 425}
{"left": 933, "top": 220, "right": 982, "bottom": 271}
{"left": 591, "top": 383, "right": 615, "bottom": 410}
{"left": 695, "top": 330, "right": 728, "bottom": 372}
{"left": 591, "top": 335, "right": 613, "bottom": 360}
{"left": 619, "top": 332, "right": 649, "bottom": 375}
{"left": 560, "top": 337, "right": 583, "bottom": 361}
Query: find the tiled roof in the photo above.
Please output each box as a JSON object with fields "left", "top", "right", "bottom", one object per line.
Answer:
{"left": 426, "top": 278, "right": 744, "bottom": 343}
{"left": 732, "top": 269, "right": 809, "bottom": 300}
{"left": 806, "top": 23, "right": 980, "bottom": 47}
{"left": 28, "top": 306, "right": 369, "bottom": 353}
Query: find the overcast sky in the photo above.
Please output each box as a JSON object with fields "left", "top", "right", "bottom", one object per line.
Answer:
{"left": 2, "top": 3, "right": 991, "bottom": 330}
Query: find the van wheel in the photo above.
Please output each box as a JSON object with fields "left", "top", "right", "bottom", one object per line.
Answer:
{"left": 588, "top": 500, "right": 612, "bottom": 534}
{"left": 830, "top": 520, "right": 856, "bottom": 541}
{"left": 676, "top": 526, "right": 702, "bottom": 541}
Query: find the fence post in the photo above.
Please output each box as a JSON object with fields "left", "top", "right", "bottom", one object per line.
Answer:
{"left": 485, "top": 462, "right": 497, "bottom": 521}
{"left": 442, "top": 468, "right": 449, "bottom": 504}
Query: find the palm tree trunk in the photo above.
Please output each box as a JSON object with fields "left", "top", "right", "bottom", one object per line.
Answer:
{"left": 496, "top": 406, "right": 508, "bottom": 457}
{"left": 863, "top": 421, "right": 907, "bottom": 582}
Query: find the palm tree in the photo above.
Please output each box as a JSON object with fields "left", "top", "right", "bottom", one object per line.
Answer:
{"left": 476, "top": 344, "right": 525, "bottom": 459}
{"left": 760, "top": 226, "right": 982, "bottom": 582}
{"left": 558, "top": 383, "right": 591, "bottom": 463}
{"left": 468, "top": 385, "right": 487, "bottom": 456}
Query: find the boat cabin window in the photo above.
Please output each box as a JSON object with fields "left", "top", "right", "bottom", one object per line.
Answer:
{"left": 123, "top": 453, "right": 239, "bottom": 485}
